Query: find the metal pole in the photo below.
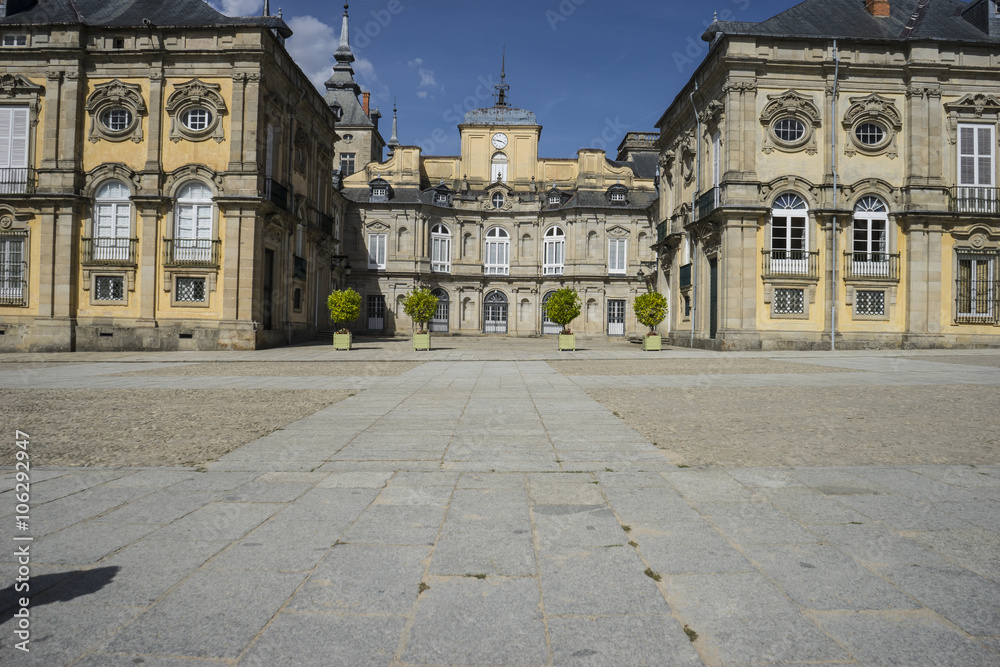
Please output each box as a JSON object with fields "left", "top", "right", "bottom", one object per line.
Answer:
{"left": 689, "top": 82, "right": 701, "bottom": 348}
{"left": 831, "top": 40, "right": 840, "bottom": 352}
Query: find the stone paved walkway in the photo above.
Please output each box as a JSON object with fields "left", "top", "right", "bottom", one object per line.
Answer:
{"left": 1, "top": 344, "right": 999, "bottom": 665}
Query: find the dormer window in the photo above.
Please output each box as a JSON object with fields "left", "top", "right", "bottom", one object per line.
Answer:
{"left": 549, "top": 195, "right": 561, "bottom": 206}
{"left": 492, "top": 192, "right": 505, "bottom": 209}
{"left": 611, "top": 192, "right": 626, "bottom": 202}
{"left": 607, "top": 183, "right": 629, "bottom": 205}
{"left": 372, "top": 186, "right": 388, "bottom": 199}
{"left": 435, "top": 193, "right": 449, "bottom": 205}
{"left": 368, "top": 177, "right": 392, "bottom": 203}
{"left": 2, "top": 35, "right": 27, "bottom": 47}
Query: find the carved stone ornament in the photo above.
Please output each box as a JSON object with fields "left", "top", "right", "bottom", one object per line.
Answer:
{"left": 165, "top": 79, "right": 228, "bottom": 143}
{"left": 0, "top": 215, "right": 12, "bottom": 230}
{"left": 366, "top": 221, "right": 390, "bottom": 233}
{"left": 607, "top": 225, "right": 630, "bottom": 238}
{"left": 0, "top": 73, "right": 43, "bottom": 99}
{"left": 970, "top": 233, "right": 987, "bottom": 250}
{"left": 842, "top": 94, "right": 903, "bottom": 159}
{"left": 944, "top": 93, "right": 1000, "bottom": 145}
{"left": 699, "top": 100, "right": 724, "bottom": 131}
{"left": 85, "top": 79, "right": 147, "bottom": 144}
{"left": 760, "top": 90, "right": 823, "bottom": 155}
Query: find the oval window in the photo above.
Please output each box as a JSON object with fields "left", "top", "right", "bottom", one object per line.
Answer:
{"left": 773, "top": 117, "right": 805, "bottom": 144}
{"left": 101, "top": 107, "right": 133, "bottom": 132}
{"left": 182, "top": 108, "right": 213, "bottom": 131}
{"left": 855, "top": 122, "right": 886, "bottom": 146}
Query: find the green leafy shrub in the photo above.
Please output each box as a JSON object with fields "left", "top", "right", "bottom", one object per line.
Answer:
{"left": 633, "top": 291, "right": 667, "bottom": 334}
{"left": 402, "top": 288, "right": 439, "bottom": 333}
{"left": 543, "top": 287, "right": 581, "bottom": 334}
{"left": 326, "top": 289, "right": 361, "bottom": 333}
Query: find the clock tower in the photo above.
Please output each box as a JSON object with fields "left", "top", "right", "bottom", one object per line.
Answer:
{"left": 458, "top": 54, "right": 541, "bottom": 188}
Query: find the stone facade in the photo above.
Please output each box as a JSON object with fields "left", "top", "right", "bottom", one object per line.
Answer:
{"left": 654, "top": 0, "right": 1000, "bottom": 350}
{"left": 0, "top": 0, "right": 345, "bottom": 351}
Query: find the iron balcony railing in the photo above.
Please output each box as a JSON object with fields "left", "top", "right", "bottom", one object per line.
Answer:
{"left": 843, "top": 252, "right": 900, "bottom": 281}
{"left": 0, "top": 264, "right": 27, "bottom": 306}
{"left": 679, "top": 263, "right": 692, "bottom": 289}
{"left": 163, "top": 238, "right": 221, "bottom": 267}
{"left": 316, "top": 212, "right": 335, "bottom": 237}
{"left": 82, "top": 237, "right": 138, "bottom": 266}
{"left": 265, "top": 178, "right": 290, "bottom": 211}
{"left": 695, "top": 187, "right": 720, "bottom": 221}
{"left": 956, "top": 279, "right": 999, "bottom": 325}
{"left": 0, "top": 168, "right": 36, "bottom": 195}
{"left": 761, "top": 249, "right": 820, "bottom": 279}
{"left": 951, "top": 186, "right": 1000, "bottom": 214}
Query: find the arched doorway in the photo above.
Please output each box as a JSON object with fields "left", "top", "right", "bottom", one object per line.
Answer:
{"left": 483, "top": 290, "right": 508, "bottom": 333}
{"left": 429, "top": 288, "right": 449, "bottom": 333}
{"left": 541, "top": 291, "right": 561, "bottom": 335}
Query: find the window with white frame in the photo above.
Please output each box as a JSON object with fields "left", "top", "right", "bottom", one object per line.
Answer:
{"left": 484, "top": 227, "right": 510, "bottom": 275}
{"left": 770, "top": 193, "right": 808, "bottom": 273}
{"left": 773, "top": 288, "right": 805, "bottom": 314}
{"left": 543, "top": 226, "right": 565, "bottom": 275}
{"left": 340, "top": 153, "right": 356, "bottom": 176}
{"left": 93, "top": 180, "right": 132, "bottom": 262}
{"left": 491, "top": 152, "right": 508, "bottom": 183}
{"left": 94, "top": 275, "right": 125, "bottom": 302}
{"left": 957, "top": 124, "right": 996, "bottom": 213}
{"left": 431, "top": 224, "right": 451, "bottom": 273}
{"left": 957, "top": 253, "right": 997, "bottom": 323}
{"left": 0, "top": 105, "right": 29, "bottom": 194}
{"left": 368, "top": 232, "right": 387, "bottom": 269}
{"left": 851, "top": 196, "right": 889, "bottom": 277}
{"left": 0, "top": 232, "right": 26, "bottom": 306}
{"left": 608, "top": 238, "right": 627, "bottom": 275}
{"left": 175, "top": 276, "right": 207, "bottom": 303}
{"left": 2, "top": 35, "right": 27, "bottom": 47}
{"left": 174, "top": 182, "right": 214, "bottom": 263}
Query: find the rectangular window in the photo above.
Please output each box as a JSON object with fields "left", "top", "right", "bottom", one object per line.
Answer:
{"left": 2, "top": 35, "right": 27, "bottom": 47}
{"left": 175, "top": 277, "right": 206, "bottom": 303}
{"left": 484, "top": 239, "right": 509, "bottom": 275}
{"left": 855, "top": 290, "right": 885, "bottom": 316}
{"left": 95, "top": 275, "right": 125, "bottom": 302}
{"left": 0, "top": 105, "right": 30, "bottom": 194}
{"left": 957, "top": 253, "right": 997, "bottom": 323}
{"left": 958, "top": 124, "right": 996, "bottom": 213}
{"left": 770, "top": 213, "right": 808, "bottom": 273}
{"left": 0, "top": 232, "right": 26, "bottom": 306}
{"left": 712, "top": 131, "right": 721, "bottom": 187}
{"left": 543, "top": 239, "right": 564, "bottom": 275}
{"left": 773, "top": 288, "right": 805, "bottom": 315}
{"left": 367, "top": 294, "right": 386, "bottom": 331}
{"left": 431, "top": 235, "right": 451, "bottom": 273}
{"left": 368, "top": 233, "right": 386, "bottom": 269}
{"left": 340, "top": 153, "right": 356, "bottom": 176}
{"left": 608, "top": 238, "right": 627, "bottom": 274}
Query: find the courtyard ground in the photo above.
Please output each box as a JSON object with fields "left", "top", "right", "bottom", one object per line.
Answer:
{"left": 1, "top": 337, "right": 998, "bottom": 665}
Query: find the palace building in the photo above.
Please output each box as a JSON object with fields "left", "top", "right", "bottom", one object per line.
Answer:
{"left": 0, "top": 0, "right": 345, "bottom": 351}
{"left": 654, "top": 0, "right": 1000, "bottom": 349}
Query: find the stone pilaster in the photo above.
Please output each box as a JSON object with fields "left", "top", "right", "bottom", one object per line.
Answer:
{"left": 228, "top": 72, "right": 247, "bottom": 172}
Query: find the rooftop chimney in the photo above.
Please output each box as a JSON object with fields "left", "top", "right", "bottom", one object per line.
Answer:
{"left": 866, "top": 0, "right": 890, "bottom": 17}
{"left": 362, "top": 92, "right": 370, "bottom": 116}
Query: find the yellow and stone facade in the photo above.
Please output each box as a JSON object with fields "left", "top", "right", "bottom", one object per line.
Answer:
{"left": 0, "top": 1, "right": 345, "bottom": 351}
{"left": 654, "top": 0, "right": 1000, "bottom": 349}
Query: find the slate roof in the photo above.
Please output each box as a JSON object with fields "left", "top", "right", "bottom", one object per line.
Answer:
{"left": 463, "top": 106, "right": 538, "bottom": 126}
{"left": 609, "top": 153, "right": 659, "bottom": 180}
{"left": 705, "top": 0, "right": 1000, "bottom": 43}
{"left": 341, "top": 185, "right": 657, "bottom": 211}
{"left": 0, "top": 0, "right": 291, "bottom": 36}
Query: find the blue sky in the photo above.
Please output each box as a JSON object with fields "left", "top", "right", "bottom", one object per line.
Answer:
{"left": 210, "top": 0, "right": 794, "bottom": 158}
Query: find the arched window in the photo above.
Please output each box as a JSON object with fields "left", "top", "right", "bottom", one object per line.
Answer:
{"left": 542, "top": 291, "right": 561, "bottom": 334}
{"left": 429, "top": 288, "right": 449, "bottom": 332}
{"left": 851, "top": 196, "right": 890, "bottom": 277}
{"left": 484, "top": 227, "right": 509, "bottom": 275}
{"left": 174, "top": 182, "right": 214, "bottom": 262}
{"left": 770, "top": 193, "right": 808, "bottom": 274}
{"left": 491, "top": 152, "right": 508, "bottom": 183}
{"left": 543, "top": 226, "right": 565, "bottom": 275}
{"left": 483, "top": 290, "right": 508, "bottom": 333}
{"left": 431, "top": 224, "right": 451, "bottom": 273}
{"left": 93, "top": 180, "right": 132, "bottom": 261}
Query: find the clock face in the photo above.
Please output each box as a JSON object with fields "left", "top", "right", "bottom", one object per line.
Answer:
{"left": 492, "top": 133, "right": 508, "bottom": 149}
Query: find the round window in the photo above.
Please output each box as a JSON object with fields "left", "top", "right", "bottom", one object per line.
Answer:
{"left": 342, "top": 133, "right": 354, "bottom": 142}
{"left": 182, "top": 108, "right": 213, "bottom": 131}
{"left": 773, "top": 117, "right": 805, "bottom": 144}
{"left": 855, "top": 122, "right": 886, "bottom": 147}
{"left": 101, "top": 107, "right": 133, "bottom": 132}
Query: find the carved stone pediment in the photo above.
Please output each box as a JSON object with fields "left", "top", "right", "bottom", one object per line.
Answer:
{"left": 85, "top": 79, "right": 147, "bottom": 143}
{"left": 944, "top": 93, "right": 1000, "bottom": 145}
{"left": 0, "top": 74, "right": 43, "bottom": 98}
{"left": 165, "top": 79, "right": 227, "bottom": 143}
{"left": 842, "top": 94, "right": 902, "bottom": 159}
{"left": 607, "top": 225, "right": 630, "bottom": 238}
{"left": 366, "top": 221, "right": 390, "bottom": 233}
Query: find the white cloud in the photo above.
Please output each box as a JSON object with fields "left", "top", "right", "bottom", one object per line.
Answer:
{"left": 286, "top": 15, "right": 337, "bottom": 91}
{"left": 407, "top": 58, "right": 423, "bottom": 68}
{"left": 410, "top": 60, "right": 441, "bottom": 101}
{"left": 208, "top": 0, "right": 264, "bottom": 16}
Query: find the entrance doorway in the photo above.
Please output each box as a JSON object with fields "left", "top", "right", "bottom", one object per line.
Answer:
{"left": 541, "top": 291, "right": 561, "bottom": 335}
{"left": 483, "top": 290, "right": 508, "bottom": 333}
{"left": 367, "top": 294, "right": 385, "bottom": 332}
{"left": 429, "top": 289, "right": 449, "bottom": 332}
{"left": 607, "top": 299, "right": 626, "bottom": 336}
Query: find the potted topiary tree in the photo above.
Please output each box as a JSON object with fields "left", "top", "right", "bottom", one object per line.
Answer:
{"left": 402, "top": 288, "right": 439, "bottom": 351}
{"left": 544, "top": 287, "right": 581, "bottom": 351}
{"left": 633, "top": 290, "right": 667, "bottom": 351}
{"left": 327, "top": 288, "right": 361, "bottom": 350}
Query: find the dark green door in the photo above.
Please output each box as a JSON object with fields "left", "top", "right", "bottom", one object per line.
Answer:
{"left": 709, "top": 258, "right": 718, "bottom": 339}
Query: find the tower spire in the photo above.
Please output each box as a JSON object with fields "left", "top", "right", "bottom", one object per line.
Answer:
{"left": 335, "top": 4, "right": 354, "bottom": 64}
{"left": 494, "top": 47, "right": 509, "bottom": 107}
{"left": 262, "top": 0, "right": 270, "bottom": 16}
{"left": 388, "top": 99, "right": 400, "bottom": 152}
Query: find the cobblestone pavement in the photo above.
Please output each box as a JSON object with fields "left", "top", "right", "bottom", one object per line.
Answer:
{"left": 1, "top": 341, "right": 999, "bottom": 665}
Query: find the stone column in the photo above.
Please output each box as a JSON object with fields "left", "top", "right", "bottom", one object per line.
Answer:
{"left": 228, "top": 72, "right": 246, "bottom": 172}
{"left": 144, "top": 69, "right": 164, "bottom": 178}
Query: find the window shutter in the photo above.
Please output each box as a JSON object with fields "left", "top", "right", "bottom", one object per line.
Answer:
{"left": 0, "top": 107, "right": 11, "bottom": 169}
{"left": 978, "top": 127, "right": 994, "bottom": 187}
{"left": 9, "top": 106, "right": 28, "bottom": 168}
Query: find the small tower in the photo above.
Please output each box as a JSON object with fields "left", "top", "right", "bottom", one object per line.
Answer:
{"left": 387, "top": 100, "right": 400, "bottom": 154}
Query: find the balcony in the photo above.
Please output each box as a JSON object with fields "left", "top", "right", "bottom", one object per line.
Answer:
{"left": 843, "top": 252, "right": 900, "bottom": 281}
{"left": 695, "top": 187, "right": 720, "bottom": 221}
{"left": 163, "top": 238, "right": 221, "bottom": 267}
{"left": 0, "top": 168, "right": 36, "bottom": 195}
{"left": 265, "top": 178, "right": 290, "bottom": 212}
{"left": 951, "top": 186, "right": 1000, "bottom": 214}
{"left": 82, "top": 238, "right": 137, "bottom": 266}
{"left": 761, "top": 250, "right": 820, "bottom": 279}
